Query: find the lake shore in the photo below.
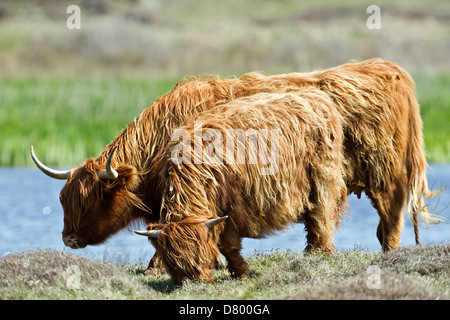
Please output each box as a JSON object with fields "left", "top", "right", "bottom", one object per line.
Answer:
{"left": 1, "top": 244, "right": 448, "bottom": 300}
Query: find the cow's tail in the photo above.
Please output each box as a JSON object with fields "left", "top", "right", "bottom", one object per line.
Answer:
{"left": 405, "top": 77, "right": 444, "bottom": 245}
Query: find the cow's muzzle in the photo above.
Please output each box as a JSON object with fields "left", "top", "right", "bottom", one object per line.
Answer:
{"left": 63, "top": 234, "right": 84, "bottom": 249}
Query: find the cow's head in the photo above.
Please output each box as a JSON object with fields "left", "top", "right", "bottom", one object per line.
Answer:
{"left": 31, "top": 146, "right": 148, "bottom": 249}
{"left": 135, "top": 216, "right": 227, "bottom": 285}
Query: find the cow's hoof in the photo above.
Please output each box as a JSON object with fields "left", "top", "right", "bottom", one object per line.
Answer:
{"left": 144, "top": 267, "right": 165, "bottom": 276}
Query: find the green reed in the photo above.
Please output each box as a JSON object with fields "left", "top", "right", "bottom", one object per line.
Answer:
{"left": 0, "top": 77, "right": 176, "bottom": 166}
{"left": 0, "top": 74, "right": 449, "bottom": 167}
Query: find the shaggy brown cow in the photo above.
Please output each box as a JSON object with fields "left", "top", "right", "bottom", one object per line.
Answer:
{"left": 30, "top": 74, "right": 266, "bottom": 273}
{"left": 136, "top": 90, "right": 347, "bottom": 284}
{"left": 227, "top": 58, "right": 442, "bottom": 250}
{"left": 32, "top": 58, "right": 440, "bottom": 275}
{"left": 274, "top": 59, "right": 443, "bottom": 249}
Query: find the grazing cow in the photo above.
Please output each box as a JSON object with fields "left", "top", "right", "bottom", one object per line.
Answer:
{"left": 135, "top": 90, "right": 347, "bottom": 284}
{"left": 277, "top": 58, "right": 443, "bottom": 250}
{"left": 30, "top": 74, "right": 265, "bottom": 274}
{"left": 32, "top": 58, "right": 440, "bottom": 275}
{"left": 229, "top": 58, "right": 442, "bottom": 250}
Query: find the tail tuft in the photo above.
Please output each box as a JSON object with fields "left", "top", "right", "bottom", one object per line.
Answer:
{"left": 405, "top": 83, "right": 445, "bottom": 244}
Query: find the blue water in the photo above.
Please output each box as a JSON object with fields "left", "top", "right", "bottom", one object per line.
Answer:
{"left": 0, "top": 165, "right": 449, "bottom": 265}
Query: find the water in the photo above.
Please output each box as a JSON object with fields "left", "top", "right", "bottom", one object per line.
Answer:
{"left": 0, "top": 165, "right": 449, "bottom": 265}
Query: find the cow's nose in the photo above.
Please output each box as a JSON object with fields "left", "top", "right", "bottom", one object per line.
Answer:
{"left": 63, "top": 234, "right": 78, "bottom": 247}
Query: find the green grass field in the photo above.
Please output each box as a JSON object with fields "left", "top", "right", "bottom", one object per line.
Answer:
{"left": 0, "top": 77, "right": 176, "bottom": 166}
{"left": 415, "top": 74, "right": 450, "bottom": 163}
{"left": 1, "top": 74, "right": 449, "bottom": 167}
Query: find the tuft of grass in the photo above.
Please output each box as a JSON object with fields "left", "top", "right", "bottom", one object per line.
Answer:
{"left": 1, "top": 245, "right": 448, "bottom": 300}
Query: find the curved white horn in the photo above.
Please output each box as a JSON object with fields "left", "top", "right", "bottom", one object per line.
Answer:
{"left": 134, "top": 229, "right": 162, "bottom": 238}
{"left": 30, "top": 145, "right": 71, "bottom": 180}
{"left": 98, "top": 146, "right": 119, "bottom": 180}
{"left": 204, "top": 216, "right": 228, "bottom": 229}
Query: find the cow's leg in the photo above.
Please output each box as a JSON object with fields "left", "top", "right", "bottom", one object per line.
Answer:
{"left": 367, "top": 174, "right": 407, "bottom": 251}
{"left": 144, "top": 252, "right": 166, "bottom": 276}
{"left": 304, "top": 206, "right": 337, "bottom": 254}
{"left": 221, "top": 247, "right": 249, "bottom": 279}
{"left": 302, "top": 160, "right": 345, "bottom": 254}
{"left": 218, "top": 230, "right": 249, "bottom": 279}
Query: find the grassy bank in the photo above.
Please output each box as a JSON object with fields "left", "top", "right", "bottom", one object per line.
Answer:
{"left": 1, "top": 73, "right": 449, "bottom": 167}
{"left": 0, "top": 244, "right": 448, "bottom": 299}
{"left": 0, "top": 77, "right": 177, "bottom": 166}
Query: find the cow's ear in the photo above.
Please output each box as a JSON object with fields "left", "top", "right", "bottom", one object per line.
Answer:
{"left": 105, "top": 164, "right": 140, "bottom": 191}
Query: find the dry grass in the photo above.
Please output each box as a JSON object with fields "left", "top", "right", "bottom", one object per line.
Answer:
{"left": 287, "top": 245, "right": 450, "bottom": 299}
{"left": 1, "top": 244, "right": 448, "bottom": 300}
{"left": 0, "top": 250, "right": 154, "bottom": 299}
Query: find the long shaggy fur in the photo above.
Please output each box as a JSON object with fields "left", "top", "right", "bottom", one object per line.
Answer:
{"left": 57, "top": 58, "right": 440, "bottom": 271}
{"left": 60, "top": 73, "right": 270, "bottom": 250}
{"left": 152, "top": 90, "right": 347, "bottom": 283}
{"left": 264, "top": 60, "right": 442, "bottom": 232}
